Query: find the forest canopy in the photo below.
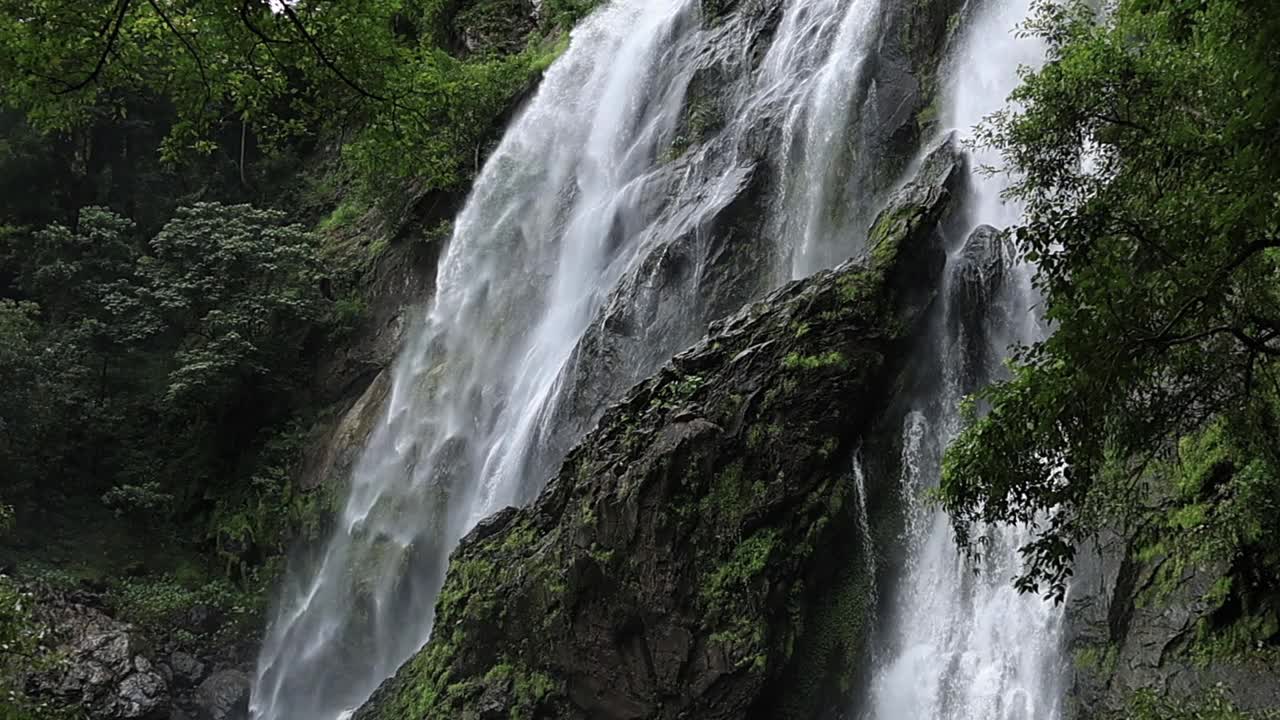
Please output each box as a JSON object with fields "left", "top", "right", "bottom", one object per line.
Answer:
{"left": 0, "top": 0, "right": 593, "bottom": 197}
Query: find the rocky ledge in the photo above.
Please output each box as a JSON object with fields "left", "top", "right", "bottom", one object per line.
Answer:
{"left": 353, "top": 138, "right": 966, "bottom": 720}
{"left": 21, "top": 585, "right": 253, "bottom": 720}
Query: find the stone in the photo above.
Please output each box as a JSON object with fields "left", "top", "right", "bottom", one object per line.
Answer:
{"left": 24, "top": 589, "right": 173, "bottom": 720}
{"left": 170, "top": 651, "right": 206, "bottom": 687}
{"left": 1065, "top": 532, "right": 1280, "bottom": 718}
{"left": 111, "top": 670, "right": 168, "bottom": 719}
{"left": 194, "top": 670, "right": 250, "bottom": 720}
{"left": 947, "top": 223, "right": 1016, "bottom": 389}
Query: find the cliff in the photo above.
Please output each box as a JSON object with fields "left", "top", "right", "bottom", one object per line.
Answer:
{"left": 352, "top": 140, "right": 965, "bottom": 720}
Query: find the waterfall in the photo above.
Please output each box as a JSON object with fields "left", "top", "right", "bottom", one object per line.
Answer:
{"left": 250, "top": 0, "right": 1065, "bottom": 717}
{"left": 251, "top": 4, "right": 704, "bottom": 717}
{"left": 862, "top": 0, "right": 1066, "bottom": 718}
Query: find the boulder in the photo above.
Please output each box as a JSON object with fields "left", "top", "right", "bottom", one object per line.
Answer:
{"left": 946, "top": 223, "right": 1016, "bottom": 387}
{"left": 194, "top": 670, "right": 250, "bottom": 720}
{"left": 26, "top": 594, "right": 170, "bottom": 720}
{"left": 170, "top": 651, "right": 206, "bottom": 687}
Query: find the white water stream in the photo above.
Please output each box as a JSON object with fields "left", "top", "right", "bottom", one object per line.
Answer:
{"left": 862, "top": 1, "right": 1065, "bottom": 718}
{"left": 250, "top": 1, "right": 1064, "bottom": 718}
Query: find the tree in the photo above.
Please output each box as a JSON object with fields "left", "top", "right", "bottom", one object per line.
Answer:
{"left": 940, "top": 0, "right": 1280, "bottom": 640}
{"left": 0, "top": 0, "right": 587, "bottom": 197}
{"left": 142, "top": 202, "right": 327, "bottom": 409}
{"left": 0, "top": 300, "right": 47, "bottom": 489}
{"left": 1, "top": 202, "right": 331, "bottom": 563}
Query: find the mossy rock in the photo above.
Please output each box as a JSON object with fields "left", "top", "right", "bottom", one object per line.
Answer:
{"left": 354, "top": 140, "right": 964, "bottom": 720}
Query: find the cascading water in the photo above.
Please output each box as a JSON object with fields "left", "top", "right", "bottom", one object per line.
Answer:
{"left": 250, "top": 0, "right": 1064, "bottom": 717}
{"left": 251, "top": 1, "right": 902, "bottom": 717}
{"left": 251, "top": 4, "right": 703, "bottom": 717}
{"left": 862, "top": 0, "right": 1065, "bottom": 718}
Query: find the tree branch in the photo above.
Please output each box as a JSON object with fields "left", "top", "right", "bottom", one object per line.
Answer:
{"left": 238, "top": 0, "right": 294, "bottom": 46}
{"left": 56, "top": 0, "right": 133, "bottom": 94}
{"left": 276, "top": 4, "right": 388, "bottom": 103}
{"left": 144, "top": 0, "right": 212, "bottom": 113}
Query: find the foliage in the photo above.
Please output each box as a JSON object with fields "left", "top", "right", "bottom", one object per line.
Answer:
{"left": 0, "top": 512, "right": 66, "bottom": 720}
{"left": 1115, "top": 685, "right": 1279, "bottom": 720}
{"left": 1, "top": 202, "right": 334, "bottom": 571}
{"left": 0, "top": 0, "right": 587, "bottom": 200}
{"left": 105, "top": 573, "right": 263, "bottom": 645}
{"left": 940, "top": 0, "right": 1280, "bottom": 645}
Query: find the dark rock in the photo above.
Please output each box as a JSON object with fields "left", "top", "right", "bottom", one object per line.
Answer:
{"left": 25, "top": 590, "right": 171, "bottom": 720}
{"left": 169, "top": 651, "right": 206, "bottom": 687}
{"left": 950, "top": 224, "right": 1010, "bottom": 311}
{"left": 194, "top": 670, "right": 250, "bottom": 720}
{"left": 1065, "top": 533, "right": 1280, "bottom": 718}
{"left": 947, "top": 223, "right": 1015, "bottom": 387}
{"left": 184, "top": 605, "right": 224, "bottom": 635}
{"left": 353, "top": 139, "right": 963, "bottom": 720}
{"left": 114, "top": 669, "right": 169, "bottom": 719}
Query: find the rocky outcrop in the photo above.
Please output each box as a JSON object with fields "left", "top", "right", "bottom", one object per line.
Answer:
{"left": 1065, "top": 533, "right": 1280, "bottom": 718}
{"left": 946, "top": 223, "right": 1015, "bottom": 385}
{"left": 526, "top": 0, "right": 969, "bottom": 500}
{"left": 24, "top": 587, "right": 252, "bottom": 720}
{"left": 455, "top": 0, "right": 540, "bottom": 55}
{"left": 25, "top": 590, "right": 170, "bottom": 720}
{"left": 194, "top": 670, "right": 250, "bottom": 720}
{"left": 352, "top": 140, "right": 965, "bottom": 720}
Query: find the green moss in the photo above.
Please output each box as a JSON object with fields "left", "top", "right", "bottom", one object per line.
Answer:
{"left": 699, "top": 460, "right": 766, "bottom": 539}
{"left": 767, "top": 547, "right": 874, "bottom": 720}
{"left": 664, "top": 95, "right": 721, "bottom": 162}
{"left": 916, "top": 99, "right": 939, "bottom": 132}
{"left": 782, "top": 350, "right": 847, "bottom": 371}
{"left": 1116, "top": 686, "right": 1278, "bottom": 720}
{"left": 869, "top": 203, "right": 922, "bottom": 265}
{"left": 701, "top": 529, "right": 778, "bottom": 635}
{"left": 1074, "top": 643, "right": 1119, "bottom": 676}
{"left": 318, "top": 198, "right": 364, "bottom": 233}
{"left": 837, "top": 268, "right": 880, "bottom": 305}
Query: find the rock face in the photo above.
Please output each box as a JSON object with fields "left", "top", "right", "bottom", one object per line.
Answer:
{"left": 524, "top": 0, "right": 971, "bottom": 502}
{"left": 24, "top": 587, "right": 253, "bottom": 720}
{"left": 26, "top": 592, "right": 170, "bottom": 720}
{"left": 946, "top": 223, "right": 1016, "bottom": 385}
{"left": 352, "top": 140, "right": 965, "bottom": 720}
{"left": 1065, "top": 534, "right": 1280, "bottom": 718}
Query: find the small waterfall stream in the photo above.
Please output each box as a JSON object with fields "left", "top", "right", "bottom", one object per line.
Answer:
{"left": 862, "top": 0, "right": 1065, "bottom": 717}
{"left": 250, "top": 0, "right": 1065, "bottom": 718}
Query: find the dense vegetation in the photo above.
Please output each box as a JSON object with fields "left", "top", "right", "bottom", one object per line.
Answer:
{"left": 942, "top": 0, "right": 1280, "bottom": 659}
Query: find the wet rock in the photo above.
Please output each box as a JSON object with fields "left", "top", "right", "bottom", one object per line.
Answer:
{"left": 113, "top": 669, "right": 168, "bottom": 718}
{"left": 951, "top": 224, "right": 1011, "bottom": 310}
{"left": 947, "top": 223, "right": 1016, "bottom": 387}
{"left": 194, "top": 670, "right": 250, "bottom": 720}
{"left": 353, "top": 138, "right": 963, "bottom": 720}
